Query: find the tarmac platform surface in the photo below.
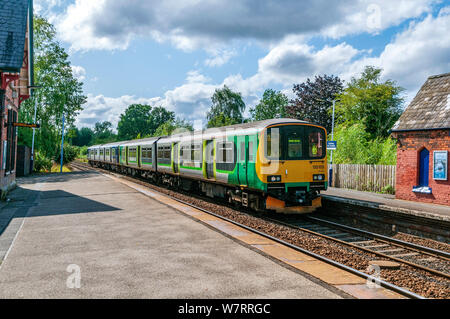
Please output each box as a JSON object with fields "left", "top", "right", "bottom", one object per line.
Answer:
{"left": 0, "top": 171, "right": 344, "bottom": 299}
{"left": 323, "top": 187, "right": 450, "bottom": 221}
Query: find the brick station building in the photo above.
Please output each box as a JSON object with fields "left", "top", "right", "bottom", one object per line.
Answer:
{"left": 0, "top": 0, "right": 34, "bottom": 196}
{"left": 391, "top": 73, "right": 450, "bottom": 206}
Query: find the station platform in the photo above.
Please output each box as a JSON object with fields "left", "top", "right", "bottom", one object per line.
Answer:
{"left": 322, "top": 187, "right": 450, "bottom": 222}
{"left": 0, "top": 171, "right": 347, "bottom": 299}
{"left": 0, "top": 171, "right": 405, "bottom": 299}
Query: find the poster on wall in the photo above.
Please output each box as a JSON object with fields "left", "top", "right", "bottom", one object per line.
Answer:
{"left": 433, "top": 151, "right": 448, "bottom": 181}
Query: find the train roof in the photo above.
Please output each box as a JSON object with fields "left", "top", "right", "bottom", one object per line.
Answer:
{"left": 88, "top": 118, "right": 321, "bottom": 148}
{"left": 158, "top": 118, "right": 312, "bottom": 143}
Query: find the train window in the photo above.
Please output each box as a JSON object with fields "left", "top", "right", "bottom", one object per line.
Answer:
{"left": 129, "top": 148, "right": 137, "bottom": 162}
{"left": 308, "top": 130, "right": 324, "bottom": 158}
{"left": 240, "top": 142, "right": 245, "bottom": 162}
{"left": 288, "top": 138, "right": 302, "bottom": 159}
{"left": 248, "top": 142, "right": 254, "bottom": 162}
{"left": 158, "top": 145, "right": 171, "bottom": 164}
{"left": 192, "top": 144, "right": 202, "bottom": 162}
{"left": 265, "top": 128, "right": 281, "bottom": 159}
{"left": 216, "top": 141, "right": 236, "bottom": 172}
{"left": 164, "top": 146, "right": 171, "bottom": 159}
{"left": 142, "top": 147, "right": 152, "bottom": 163}
{"left": 265, "top": 125, "right": 325, "bottom": 160}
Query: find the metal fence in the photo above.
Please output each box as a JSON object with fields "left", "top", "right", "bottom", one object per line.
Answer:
{"left": 329, "top": 164, "right": 396, "bottom": 193}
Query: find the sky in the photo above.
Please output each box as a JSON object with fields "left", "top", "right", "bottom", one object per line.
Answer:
{"left": 34, "top": 0, "right": 450, "bottom": 130}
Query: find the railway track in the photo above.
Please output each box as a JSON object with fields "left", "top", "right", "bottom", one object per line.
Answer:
{"left": 268, "top": 215, "right": 450, "bottom": 279}
{"left": 70, "top": 161, "right": 450, "bottom": 298}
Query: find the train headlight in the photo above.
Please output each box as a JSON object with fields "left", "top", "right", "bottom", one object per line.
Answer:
{"left": 313, "top": 174, "right": 325, "bottom": 181}
{"left": 267, "top": 175, "right": 282, "bottom": 182}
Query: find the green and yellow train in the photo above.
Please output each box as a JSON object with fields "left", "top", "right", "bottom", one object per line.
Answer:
{"left": 88, "top": 118, "right": 328, "bottom": 213}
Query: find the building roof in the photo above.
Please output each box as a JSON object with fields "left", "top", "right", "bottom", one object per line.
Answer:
{"left": 0, "top": 0, "right": 29, "bottom": 72}
{"left": 392, "top": 73, "right": 450, "bottom": 132}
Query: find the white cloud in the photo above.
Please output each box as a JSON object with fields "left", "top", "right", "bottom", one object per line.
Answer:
{"left": 71, "top": 65, "right": 86, "bottom": 82}
{"left": 204, "top": 48, "right": 237, "bottom": 67}
{"left": 49, "top": 0, "right": 438, "bottom": 52}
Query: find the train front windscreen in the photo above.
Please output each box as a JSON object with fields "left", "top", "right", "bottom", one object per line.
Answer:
{"left": 265, "top": 125, "right": 326, "bottom": 161}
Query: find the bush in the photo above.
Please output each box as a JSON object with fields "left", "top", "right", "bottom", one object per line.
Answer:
{"left": 54, "top": 144, "right": 80, "bottom": 165}
{"left": 331, "top": 123, "right": 397, "bottom": 165}
{"left": 34, "top": 152, "right": 53, "bottom": 173}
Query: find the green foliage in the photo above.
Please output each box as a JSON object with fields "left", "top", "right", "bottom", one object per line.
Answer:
{"left": 72, "top": 127, "right": 94, "bottom": 146}
{"left": 18, "top": 16, "right": 86, "bottom": 160}
{"left": 34, "top": 152, "right": 53, "bottom": 173}
{"left": 331, "top": 123, "right": 397, "bottom": 165}
{"left": 79, "top": 146, "right": 88, "bottom": 157}
{"left": 153, "top": 118, "right": 193, "bottom": 137}
{"left": 55, "top": 143, "right": 79, "bottom": 165}
{"left": 207, "top": 85, "right": 245, "bottom": 128}
{"left": 250, "top": 89, "right": 288, "bottom": 121}
{"left": 335, "top": 66, "right": 404, "bottom": 139}
{"left": 288, "top": 75, "right": 343, "bottom": 133}
{"left": 92, "top": 121, "right": 117, "bottom": 144}
{"left": 117, "top": 104, "right": 175, "bottom": 140}
{"left": 381, "top": 184, "right": 395, "bottom": 195}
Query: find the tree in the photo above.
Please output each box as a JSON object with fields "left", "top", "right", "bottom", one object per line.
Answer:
{"left": 153, "top": 118, "right": 193, "bottom": 137}
{"left": 335, "top": 66, "right": 404, "bottom": 139}
{"left": 206, "top": 85, "right": 246, "bottom": 128}
{"left": 18, "top": 16, "right": 86, "bottom": 160}
{"left": 250, "top": 89, "right": 288, "bottom": 121}
{"left": 72, "top": 127, "right": 94, "bottom": 146}
{"left": 117, "top": 104, "right": 153, "bottom": 140}
{"left": 287, "top": 75, "right": 343, "bottom": 133}
{"left": 117, "top": 104, "right": 175, "bottom": 140}
{"left": 93, "top": 121, "right": 116, "bottom": 144}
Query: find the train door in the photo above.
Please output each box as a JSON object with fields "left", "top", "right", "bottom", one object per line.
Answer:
{"left": 173, "top": 143, "right": 179, "bottom": 173}
{"left": 247, "top": 135, "right": 257, "bottom": 188}
{"left": 205, "top": 140, "right": 214, "bottom": 179}
{"left": 237, "top": 135, "right": 248, "bottom": 186}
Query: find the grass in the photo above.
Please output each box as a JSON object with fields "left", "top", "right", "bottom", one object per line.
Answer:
{"left": 49, "top": 163, "right": 72, "bottom": 173}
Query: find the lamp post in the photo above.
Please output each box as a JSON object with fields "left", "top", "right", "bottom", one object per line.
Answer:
{"left": 28, "top": 85, "right": 41, "bottom": 173}
{"left": 329, "top": 99, "right": 336, "bottom": 186}
{"left": 60, "top": 113, "right": 65, "bottom": 173}
{"left": 313, "top": 97, "right": 337, "bottom": 187}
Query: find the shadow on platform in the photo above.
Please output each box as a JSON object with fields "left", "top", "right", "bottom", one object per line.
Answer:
{"left": 1, "top": 187, "right": 120, "bottom": 236}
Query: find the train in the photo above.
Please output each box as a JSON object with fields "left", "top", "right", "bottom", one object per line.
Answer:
{"left": 87, "top": 118, "right": 328, "bottom": 213}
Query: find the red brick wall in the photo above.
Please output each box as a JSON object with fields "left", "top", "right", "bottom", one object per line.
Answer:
{"left": 394, "top": 129, "right": 450, "bottom": 206}
{"left": 0, "top": 80, "right": 19, "bottom": 193}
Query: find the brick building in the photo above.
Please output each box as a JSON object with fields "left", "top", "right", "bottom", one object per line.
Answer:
{"left": 0, "top": 0, "right": 33, "bottom": 197}
{"left": 391, "top": 73, "right": 450, "bottom": 206}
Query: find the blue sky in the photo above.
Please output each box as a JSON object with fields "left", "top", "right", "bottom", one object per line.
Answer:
{"left": 34, "top": 0, "right": 450, "bottom": 129}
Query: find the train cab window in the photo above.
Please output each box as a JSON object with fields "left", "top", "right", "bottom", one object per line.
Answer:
{"left": 288, "top": 138, "right": 302, "bottom": 159}
{"left": 308, "top": 130, "right": 324, "bottom": 158}
{"left": 265, "top": 125, "right": 326, "bottom": 160}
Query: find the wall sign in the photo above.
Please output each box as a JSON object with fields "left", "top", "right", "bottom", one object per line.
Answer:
{"left": 433, "top": 150, "right": 448, "bottom": 181}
